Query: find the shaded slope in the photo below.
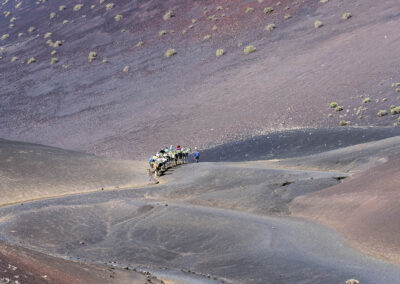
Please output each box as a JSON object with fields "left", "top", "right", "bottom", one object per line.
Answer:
{"left": 1, "top": 0, "right": 400, "bottom": 158}
{"left": 0, "top": 241, "right": 157, "bottom": 284}
{"left": 290, "top": 156, "right": 400, "bottom": 265}
{"left": 0, "top": 138, "right": 153, "bottom": 206}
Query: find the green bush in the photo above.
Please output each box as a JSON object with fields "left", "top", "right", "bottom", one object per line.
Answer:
{"left": 339, "top": 120, "right": 350, "bottom": 126}
{"left": 334, "top": 106, "right": 343, "bottom": 112}
{"left": 216, "top": 49, "right": 225, "bottom": 57}
{"left": 51, "top": 57, "right": 58, "bottom": 64}
{"left": 88, "top": 51, "right": 97, "bottom": 62}
{"left": 342, "top": 12, "right": 352, "bottom": 20}
{"left": 163, "top": 10, "right": 174, "bottom": 20}
{"left": 264, "top": 7, "right": 274, "bottom": 13}
{"left": 284, "top": 13, "right": 291, "bottom": 19}
{"left": 314, "top": 20, "right": 323, "bottom": 28}
{"left": 11, "top": 56, "right": 18, "bottom": 62}
{"left": 165, "top": 49, "right": 177, "bottom": 57}
{"left": 329, "top": 102, "right": 338, "bottom": 108}
{"left": 377, "top": 110, "right": 388, "bottom": 117}
{"left": 114, "top": 14, "right": 123, "bottom": 21}
{"left": 123, "top": 66, "right": 130, "bottom": 72}
{"left": 244, "top": 45, "right": 256, "bottom": 54}
{"left": 265, "top": 23, "right": 275, "bottom": 31}
{"left": 245, "top": 7, "right": 254, "bottom": 13}
{"left": 390, "top": 107, "right": 400, "bottom": 115}
{"left": 203, "top": 34, "right": 211, "bottom": 40}
{"left": 106, "top": 3, "right": 115, "bottom": 10}
{"left": 73, "top": 4, "right": 83, "bottom": 11}
{"left": 362, "top": 98, "right": 371, "bottom": 104}
{"left": 59, "top": 5, "right": 66, "bottom": 11}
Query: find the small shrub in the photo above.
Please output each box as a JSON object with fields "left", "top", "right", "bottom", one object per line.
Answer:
{"left": 245, "top": 7, "right": 254, "bottom": 13}
{"left": 114, "top": 14, "right": 123, "bottom": 21}
{"left": 257, "top": 0, "right": 264, "bottom": 3}
{"left": 105, "top": 3, "right": 114, "bottom": 10}
{"left": 123, "top": 66, "right": 130, "bottom": 72}
{"left": 91, "top": 5, "right": 96, "bottom": 9}
{"left": 10, "top": 17, "right": 16, "bottom": 23}
{"left": 182, "top": 29, "right": 186, "bottom": 34}
{"left": 53, "top": 40, "right": 62, "bottom": 47}
{"left": 314, "top": 20, "right": 323, "bottom": 28}
{"left": 391, "top": 105, "right": 396, "bottom": 109}
{"left": 11, "top": 56, "right": 18, "bottom": 62}
{"left": 203, "top": 34, "right": 211, "bottom": 40}
{"left": 391, "top": 107, "right": 400, "bottom": 115}
{"left": 163, "top": 10, "right": 174, "bottom": 20}
{"left": 212, "top": 25, "right": 218, "bottom": 31}
{"left": 136, "top": 41, "right": 143, "bottom": 47}
{"left": 382, "top": 98, "right": 387, "bottom": 102}
{"left": 244, "top": 45, "right": 256, "bottom": 54}
{"left": 73, "top": 4, "right": 83, "bottom": 11}
{"left": 18, "top": 32, "right": 24, "bottom": 37}
{"left": 264, "top": 7, "right": 274, "bottom": 13}
{"left": 15, "top": 2, "right": 22, "bottom": 8}
{"left": 284, "top": 13, "right": 291, "bottom": 19}
{"left": 120, "top": 29, "right": 126, "bottom": 32}
{"left": 50, "top": 12, "right": 56, "bottom": 19}
{"left": 159, "top": 30, "right": 167, "bottom": 36}
{"left": 1, "top": 34, "right": 9, "bottom": 40}
{"left": 4, "top": 11, "right": 10, "bottom": 17}
{"left": 59, "top": 5, "right": 66, "bottom": 11}
{"left": 102, "top": 58, "right": 108, "bottom": 63}
{"left": 63, "top": 20, "right": 69, "bottom": 24}
{"left": 329, "top": 102, "right": 338, "bottom": 108}
{"left": 396, "top": 88, "right": 400, "bottom": 93}
{"left": 51, "top": 50, "right": 56, "bottom": 55}
{"left": 377, "top": 110, "right": 388, "bottom": 117}
{"left": 9, "top": 24, "right": 14, "bottom": 28}
{"left": 335, "top": 106, "right": 343, "bottom": 112}
{"left": 27, "top": 57, "right": 36, "bottom": 64}
{"left": 44, "top": 32, "right": 52, "bottom": 39}
{"left": 216, "top": 49, "right": 225, "bottom": 57}
{"left": 188, "top": 24, "right": 194, "bottom": 29}
{"left": 320, "top": 0, "right": 328, "bottom": 3}
{"left": 208, "top": 15, "right": 218, "bottom": 21}
{"left": 51, "top": 57, "right": 58, "bottom": 64}
{"left": 276, "top": 1, "right": 281, "bottom": 5}
{"left": 28, "top": 26, "right": 36, "bottom": 33}
{"left": 165, "top": 48, "right": 177, "bottom": 57}
{"left": 88, "top": 51, "right": 97, "bottom": 62}
{"left": 265, "top": 23, "right": 275, "bottom": 31}
{"left": 342, "top": 12, "right": 351, "bottom": 20}
{"left": 362, "top": 98, "right": 371, "bottom": 104}
{"left": 216, "top": 6, "right": 223, "bottom": 11}
{"left": 338, "top": 120, "right": 350, "bottom": 126}
{"left": 192, "top": 18, "right": 197, "bottom": 23}
{"left": 237, "top": 42, "right": 243, "bottom": 47}
{"left": 100, "top": 0, "right": 104, "bottom": 3}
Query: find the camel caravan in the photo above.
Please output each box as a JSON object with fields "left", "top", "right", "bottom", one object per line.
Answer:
{"left": 149, "top": 145, "right": 197, "bottom": 176}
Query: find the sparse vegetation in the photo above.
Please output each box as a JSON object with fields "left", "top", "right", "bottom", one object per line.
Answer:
{"left": 244, "top": 45, "right": 256, "bottom": 54}
{"left": 203, "top": 34, "right": 211, "bottom": 40}
{"left": 73, "top": 4, "right": 83, "bottom": 11}
{"left": 216, "top": 6, "right": 223, "bottom": 11}
{"left": 1, "top": 34, "right": 9, "bottom": 40}
{"left": 63, "top": 20, "right": 69, "bottom": 24}
{"left": 342, "top": 12, "right": 352, "bottom": 20}
{"left": 329, "top": 102, "right": 338, "bottom": 108}
{"left": 10, "top": 17, "right": 16, "bottom": 22}
{"left": 88, "top": 51, "right": 97, "bottom": 62}
{"left": 123, "top": 65, "right": 130, "bottom": 72}
{"left": 245, "top": 7, "right": 254, "bottom": 13}
{"left": 18, "top": 32, "right": 24, "bottom": 37}
{"left": 28, "top": 26, "right": 36, "bottom": 33}
{"left": 11, "top": 56, "right": 18, "bottom": 62}
{"left": 334, "top": 106, "right": 343, "bottom": 112}
{"left": 165, "top": 48, "right": 177, "bottom": 57}
{"left": 27, "top": 57, "right": 36, "bottom": 64}
{"left": 114, "top": 14, "right": 123, "bottom": 21}
{"left": 284, "top": 13, "right": 291, "bottom": 19}
{"left": 377, "top": 110, "right": 388, "bottom": 117}
{"left": 50, "top": 57, "right": 58, "bottom": 64}
{"left": 216, "top": 49, "right": 225, "bottom": 57}
{"left": 362, "top": 98, "right": 371, "bottom": 104}
{"left": 264, "top": 7, "right": 274, "bottom": 14}
{"left": 53, "top": 40, "right": 62, "bottom": 47}
{"left": 265, "top": 23, "right": 275, "bottom": 31}
{"left": 9, "top": 24, "right": 14, "bottom": 28}
{"left": 15, "top": 2, "right": 21, "bottom": 8}
{"left": 91, "top": 5, "right": 96, "bottom": 9}
{"left": 51, "top": 50, "right": 56, "bottom": 55}
{"left": 159, "top": 30, "right": 167, "bottom": 36}
{"left": 102, "top": 58, "right": 108, "bottom": 63}
{"left": 320, "top": 0, "right": 328, "bottom": 3}
{"left": 136, "top": 41, "right": 143, "bottom": 47}
{"left": 44, "top": 32, "right": 52, "bottom": 39}
{"left": 105, "top": 3, "right": 114, "bottom": 10}
{"left": 314, "top": 20, "right": 323, "bottom": 28}
{"left": 339, "top": 120, "right": 350, "bottom": 126}
{"left": 396, "top": 88, "right": 400, "bottom": 93}
{"left": 50, "top": 12, "right": 56, "bottom": 19}
{"left": 208, "top": 15, "right": 218, "bottom": 21}
{"left": 212, "top": 25, "right": 218, "bottom": 31}
{"left": 59, "top": 5, "right": 66, "bottom": 11}
{"left": 163, "top": 10, "right": 174, "bottom": 20}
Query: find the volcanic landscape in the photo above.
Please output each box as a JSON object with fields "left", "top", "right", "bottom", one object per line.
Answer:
{"left": 1, "top": 0, "right": 400, "bottom": 283}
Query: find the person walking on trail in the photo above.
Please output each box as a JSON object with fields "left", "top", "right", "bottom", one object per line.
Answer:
{"left": 194, "top": 148, "right": 200, "bottom": 163}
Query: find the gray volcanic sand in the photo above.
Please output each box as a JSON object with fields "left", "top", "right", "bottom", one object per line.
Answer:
{"left": 0, "top": 138, "right": 154, "bottom": 206}
{"left": 1, "top": 132, "right": 400, "bottom": 283}
{"left": 1, "top": 0, "right": 400, "bottom": 159}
